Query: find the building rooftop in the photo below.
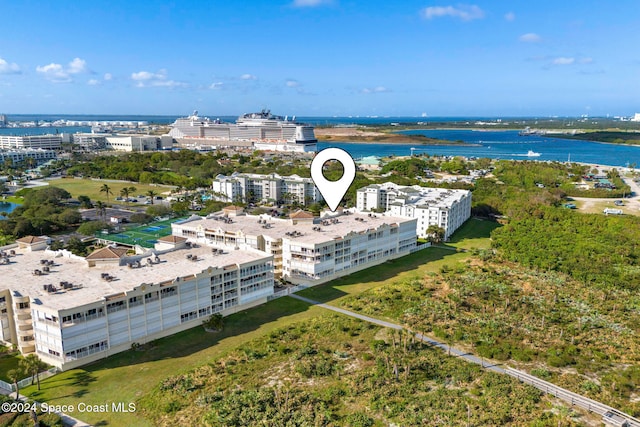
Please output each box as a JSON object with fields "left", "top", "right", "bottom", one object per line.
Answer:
{"left": 1, "top": 245, "right": 271, "bottom": 311}
{"left": 16, "top": 236, "right": 46, "bottom": 244}
{"left": 175, "top": 211, "right": 415, "bottom": 245}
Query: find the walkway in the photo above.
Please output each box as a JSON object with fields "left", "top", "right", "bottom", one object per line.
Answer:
{"left": 290, "top": 293, "right": 640, "bottom": 427}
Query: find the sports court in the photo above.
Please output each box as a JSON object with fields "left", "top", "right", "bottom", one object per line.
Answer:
{"left": 96, "top": 217, "right": 189, "bottom": 248}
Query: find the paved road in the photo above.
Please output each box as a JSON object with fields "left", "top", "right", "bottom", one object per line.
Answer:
{"left": 289, "top": 293, "right": 640, "bottom": 427}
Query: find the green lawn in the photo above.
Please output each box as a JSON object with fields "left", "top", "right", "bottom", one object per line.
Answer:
{"left": 44, "top": 178, "right": 175, "bottom": 203}
{"left": 1, "top": 195, "right": 24, "bottom": 204}
{"left": 0, "top": 352, "right": 22, "bottom": 383}
{"left": 446, "top": 217, "right": 500, "bottom": 250}
{"left": 23, "top": 298, "right": 322, "bottom": 426}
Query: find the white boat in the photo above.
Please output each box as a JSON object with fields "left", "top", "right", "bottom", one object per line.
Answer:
{"left": 526, "top": 150, "right": 541, "bottom": 157}
{"left": 168, "top": 109, "right": 317, "bottom": 152}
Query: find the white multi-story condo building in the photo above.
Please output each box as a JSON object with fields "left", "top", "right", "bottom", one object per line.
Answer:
{"left": 212, "top": 173, "right": 323, "bottom": 206}
{"left": 70, "top": 134, "right": 173, "bottom": 151}
{"left": 0, "top": 149, "right": 57, "bottom": 165}
{"left": 0, "top": 236, "right": 273, "bottom": 370}
{"left": 356, "top": 182, "right": 471, "bottom": 240}
{"left": 0, "top": 135, "right": 62, "bottom": 150}
{"left": 171, "top": 208, "right": 418, "bottom": 282}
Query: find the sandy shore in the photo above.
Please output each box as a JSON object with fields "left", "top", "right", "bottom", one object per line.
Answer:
{"left": 315, "top": 127, "right": 472, "bottom": 145}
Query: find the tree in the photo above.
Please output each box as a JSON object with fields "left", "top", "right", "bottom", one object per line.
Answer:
{"left": 77, "top": 195, "right": 93, "bottom": 209}
{"left": 120, "top": 187, "right": 135, "bottom": 204}
{"left": 20, "top": 354, "right": 47, "bottom": 390}
{"left": 425, "top": 225, "right": 445, "bottom": 244}
{"left": 94, "top": 200, "right": 107, "bottom": 222}
{"left": 99, "top": 184, "right": 113, "bottom": 202}
{"left": 203, "top": 313, "right": 224, "bottom": 331}
{"left": 77, "top": 220, "right": 112, "bottom": 236}
{"left": 7, "top": 368, "right": 21, "bottom": 399}
{"left": 130, "top": 212, "right": 153, "bottom": 224}
{"left": 146, "top": 190, "right": 157, "bottom": 204}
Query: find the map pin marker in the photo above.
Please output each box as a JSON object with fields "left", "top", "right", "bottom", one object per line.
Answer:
{"left": 310, "top": 147, "right": 356, "bottom": 212}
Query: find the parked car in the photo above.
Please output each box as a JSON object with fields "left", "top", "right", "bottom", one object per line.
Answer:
{"left": 614, "top": 200, "right": 624, "bottom": 206}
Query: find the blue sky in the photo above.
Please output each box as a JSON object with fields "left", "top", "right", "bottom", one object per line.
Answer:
{"left": 0, "top": 0, "right": 638, "bottom": 117}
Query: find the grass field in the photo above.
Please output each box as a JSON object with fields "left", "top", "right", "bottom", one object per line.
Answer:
{"left": 97, "top": 217, "right": 186, "bottom": 248}
{"left": 45, "top": 178, "right": 175, "bottom": 203}
{"left": 22, "top": 217, "right": 497, "bottom": 426}
{"left": 0, "top": 352, "right": 22, "bottom": 383}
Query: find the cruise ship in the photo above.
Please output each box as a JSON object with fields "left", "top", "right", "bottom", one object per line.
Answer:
{"left": 168, "top": 110, "right": 317, "bottom": 152}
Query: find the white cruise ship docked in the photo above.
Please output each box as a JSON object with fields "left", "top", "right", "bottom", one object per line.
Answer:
{"left": 168, "top": 110, "right": 317, "bottom": 152}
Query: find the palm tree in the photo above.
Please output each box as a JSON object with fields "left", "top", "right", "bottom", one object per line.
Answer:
{"left": 99, "top": 184, "right": 113, "bottom": 202}
{"left": 146, "top": 190, "right": 157, "bottom": 205}
{"left": 95, "top": 200, "right": 107, "bottom": 223}
{"left": 120, "top": 187, "right": 131, "bottom": 204}
{"left": 7, "top": 368, "right": 21, "bottom": 399}
{"left": 20, "top": 354, "right": 47, "bottom": 390}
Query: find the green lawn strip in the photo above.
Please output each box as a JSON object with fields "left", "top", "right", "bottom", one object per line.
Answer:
{"left": 1, "top": 195, "right": 24, "bottom": 204}
{"left": 0, "top": 352, "right": 22, "bottom": 383}
{"left": 45, "top": 178, "right": 174, "bottom": 203}
{"left": 445, "top": 217, "right": 500, "bottom": 250}
{"left": 22, "top": 298, "right": 322, "bottom": 427}
{"left": 297, "top": 248, "right": 469, "bottom": 304}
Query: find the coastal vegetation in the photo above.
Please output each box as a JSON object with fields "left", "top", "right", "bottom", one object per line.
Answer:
{"left": 549, "top": 130, "right": 640, "bottom": 146}
{"left": 341, "top": 257, "right": 640, "bottom": 415}
{"left": 139, "top": 314, "right": 584, "bottom": 426}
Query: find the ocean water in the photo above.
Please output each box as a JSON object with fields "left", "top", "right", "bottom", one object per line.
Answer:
{"left": 2, "top": 115, "right": 639, "bottom": 167}
{"left": 319, "top": 130, "right": 640, "bottom": 168}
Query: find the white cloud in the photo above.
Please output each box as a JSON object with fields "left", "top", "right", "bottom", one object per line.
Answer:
{"left": 285, "top": 79, "right": 300, "bottom": 88}
{"left": 292, "top": 0, "right": 332, "bottom": 7}
{"left": 504, "top": 12, "right": 515, "bottom": 21}
{"left": 36, "top": 63, "right": 70, "bottom": 82}
{"left": 36, "top": 57, "right": 90, "bottom": 82}
{"left": 131, "top": 69, "right": 187, "bottom": 88}
{"left": 579, "top": 57, "right": 593, "bottom": 64}
{"left": 209, "top": 82, "right": 224, "bottom": 90}
{"left": 552, "top": 57, "right": 576, "bottom": 65}
{"left": 104, "top": 73, "right": 113, "bottom": 81}
{"left": 519, "top": 33, "right": 541, "bottom": 43}
{"left": 67, "top": 57, "right": 88, "bottom": 74}
{"left": 0, "top": 58, "right": 21, "bottom": 75}
{"left": 421, "top": 4, "right": 484, "bottom": 21}
{"left": 240, "top": 73, "right": 258, "bottom": 80}
{"left": 87, "top": 79, "right": 100, "bottom": 86}
{"left": 361, "top": 86, "right": 390, "bottom": 94}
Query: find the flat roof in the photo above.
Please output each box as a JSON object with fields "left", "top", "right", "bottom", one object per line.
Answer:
{"left": 1, "top": 245, "right": 271, "bottom": 311}
{"left": 175, "top": 212, "right": 415, "bottom": 245}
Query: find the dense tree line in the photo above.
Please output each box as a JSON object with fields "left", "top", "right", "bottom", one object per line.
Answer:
{"left": 492, "top": 206, "right": 640, "bottom": 291}
{"left": 64, "top": 151, "right": 312, "bottom": 190}
{"left": 0, "top": 187, "right": 81, "bottom": 237}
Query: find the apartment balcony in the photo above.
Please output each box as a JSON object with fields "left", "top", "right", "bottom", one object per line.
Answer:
{"left": 20, "top": 343, "right": 35, "bottom": 353}
{"left": 17, "top": 327, "right": 33, "bottom": 337}
{"left": 16, "top": 317, "right": 32, "bottom": 327}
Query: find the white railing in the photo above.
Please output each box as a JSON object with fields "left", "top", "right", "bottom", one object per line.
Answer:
{"left": 1, "top": 367, "right": 59, "bottom": 392}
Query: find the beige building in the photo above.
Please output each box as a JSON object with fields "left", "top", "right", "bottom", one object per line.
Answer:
{"left": 0, "top": 239, "right": 273, "bottom": 370}
{"left": 171, "top": 209, "right": 418, "bottom": 283}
